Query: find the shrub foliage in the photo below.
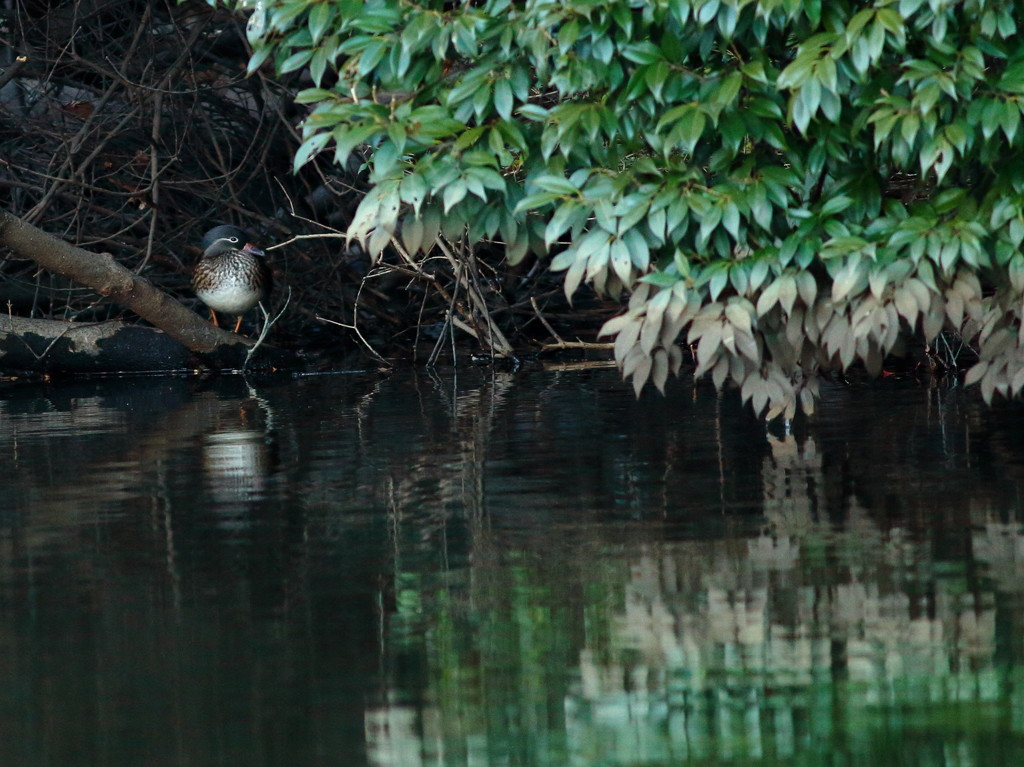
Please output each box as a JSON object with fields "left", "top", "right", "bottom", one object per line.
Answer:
{"left": 234, "top": 0, "right": 1024, "bottom": 415}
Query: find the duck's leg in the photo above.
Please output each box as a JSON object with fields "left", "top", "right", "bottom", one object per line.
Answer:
{"left": 233, "top": 315, "right": 243, "bottom": 333}
{"left": 209, "top": 309, "right": 220, "bottom": 327}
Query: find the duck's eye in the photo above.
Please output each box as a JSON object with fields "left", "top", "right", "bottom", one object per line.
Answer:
{"left": 228, "top": 236, "right": 239, "bottom": 243}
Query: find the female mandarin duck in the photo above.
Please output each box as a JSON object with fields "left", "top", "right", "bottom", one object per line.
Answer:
{"left": 192, "top": 225, "right": 272, "bottom": 333}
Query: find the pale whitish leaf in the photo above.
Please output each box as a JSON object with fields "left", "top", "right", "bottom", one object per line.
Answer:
{"left": 832, "top": 259, "right": 862, "bottom": 303}
{"left": 1011, "top": 366, "right": 1024, "bottom": 396}
{"left": 687, "top": 308, "right": 721, "bottom": 343}
{"left": 799, "top": 386, "right": 816, "bottom": 416}
{"left": 815, "top": 298, "right": 834, "bottom": 335}
{"left": 916, "top": 259, "right": 939, "bottom": 291}
{"left": 709, "top": 266, "right": 729, "bottom": 301}
{"left": 573, "top": 227, "right": 610, "bottom": 268}
{"left": 946, "top": 292, "right": 964, "bottom": 329}
{"left": 730, "top": 264, "right": 749, "bottom": 295}
{"left": 750, "top": 375, "right": 769, "bottom": 416}
{"left": 734, "top": 328, "right": 760, "bottom": 364}
{"left": 894, "top": 287, "right": 919, "bottom": 327}
{"left": 749, "top": 259, "right": 770, "bottom": 293}
{"left": 786, "top": 308, "right": 805, "bottom": 348}
{"left": 903, "top": 278, "right": 932, "bottom": 314}
{"left": 419, "top": 206, "right": 441, "bottom": 253}
{"left": 766, "top": 371, "right": 789, "bottom": 411}
{"left": 922, "top": 302, "right": 945, "bottom": 341}
{"left": 652, "top": 349, "right": 670, "bottom": 393}
{"left": 822, "top": 317, "right": 843, "bottom": 357}
{"left": 613, "top": 318, "right": 643, "bottom": 363}
{"left": 545, "top": 202, "right": 581, "bottom": 248}
{"left": 777, "top": 275, "right": 798, "bottom": 315}
{"left": 629, "top": 282, "right": 652, "bottom": 310}
{"left": 712, "top": 356, "right": 729, "bottom": 390}
{"left": 645, "top": 287, "right": 673, "bottom": 325}
{"left": 981, "top": 328, "right": 1015, "bottom": 360}
{"left": 803, "top": 307, "right": 822, "bottom": 343}
{"left": 883, "top": 304, "right": 901, "bottom": 350}
{"left": 756, "top": 279, "right": 782, "bottom": 316}
{"left": 740, "top": 371, "right": 757, "bottom": 404}
{"left": 725, "top": 301, "right": 752, "bottom": 334}
{"left": 564, "top": 257, "right": 586, "bottom": 302}
{"left": 851, "top": 297, "right": 876, "bottom": 340}
{"left": 796, "top": 271, "right": 817, "bottom": 306}
{"left": 622, "top": 345, "right": 647, "bottom": 377}
{"left": 640, "top": 313, "right": 662, "bottom": 355}
{"left": 623, "top": 228, "right": 651, "bottom": 272}
{"left": 599, "top": 312, "right": 636, "bottom": 338}
{"left": 610, "top": 237, "right": 632, "bottom": 284}
{"left": 668, "top": 344, "right": 684, "bottom": 375}
{"left": 839, "top": 329, "right": 856, "bottom": 368}
{"left": 632, "top": 356, "right": 653, "bottom": 397}
{"left": 401, "top": 215, "right": 425, "bottom": 254}
{"left": 730, "top": 355, "right": 762, "bottom": 387}
{"left": 348, "top": 183, "right": 397, "bottom": 246}
{"left": 367, "top": 224, "right": 393, "bottom": 259}
{"left": 953, "top": 272, "right": 982, "bottom": 303}
{"left": 660, "top": 313, "right": 688, "bottom": 348}
{"left": 1010, "top": 254, "right": 1024, "bottom": 294}
{"left": 981, "top": 366, "right": 999, "bottom": 404}
{"left": 664, "top": 291, "right": 686, "bottom": 323}
{"left": 582, "top": 238, "right": 613, "bottom": 280}
{"left": 443, "top": 181, "right": 468, "bottom": 213}
{"left": 401, "top": 173, "right": 428, "bottom": 212}
{"left": 720, "top": 324, "right": 736, "bottom": 354}
{"left": 695, "top": 325, "right": 723, "bottom": 376}
{"left": 868, "top": 268, "right": 887, "bottom": 300}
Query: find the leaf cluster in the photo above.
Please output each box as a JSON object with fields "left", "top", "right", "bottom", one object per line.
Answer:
{"left": 230, "top": 0, "right": 1024, "bottom": 414}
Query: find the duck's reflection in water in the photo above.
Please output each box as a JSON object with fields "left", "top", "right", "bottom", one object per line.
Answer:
{"left": 200, "top": 394, "right": 273, "bottom": 528}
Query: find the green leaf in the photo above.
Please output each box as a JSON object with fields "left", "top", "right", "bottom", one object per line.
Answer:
{"left": 1000, "top": 60, "right": 1024, "bottom": 94}
{"left": 532, "top": 175, "right": 579, "bottom": 195}
{"left": 514, "top": 192, "right": 562, "bottom": 213}
{"left": 622, "top": 41, "right": 663, "bottom": 65}
{"left": 309, "top": 3, "right": 333, "bottom": 45}
{"left": 295, "top": 88, "right": 337, "bottom": 105}
{"left": 332, "top": 123, "right": 379, "bottom": 167}
{"left": 294, "top": 131, "right": 331, "bottom": 172}
{"left": 493, "top": 78, "right": 513, "bottom": 120}
{"left": 247, "top": 44, "right": 274, "bottom": 75}
{"left": 443, "top": 180, "right": 467, "bottom": 213}
{"left": 820, "top": 195, "right": 853, "bottom": 217}
{"left": 280, "top": 48, "right": 315, "bottom": 74}
{"left": 545, "top": 201, "right": 583, "bottom": 247}
{"left": 676, "top": 107, "right": 707, "bottom": 152}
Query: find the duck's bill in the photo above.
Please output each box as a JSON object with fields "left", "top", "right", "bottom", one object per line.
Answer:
{"left": 243, "top": 243, "right": 266, "bottom": 255}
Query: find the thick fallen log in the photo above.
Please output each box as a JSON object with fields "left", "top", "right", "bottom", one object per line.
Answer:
{"left": 0, "top": 211, "right": 261, "bottom": 372}
{"left": 0, "top": 316, "right": 191, "bottom": 372}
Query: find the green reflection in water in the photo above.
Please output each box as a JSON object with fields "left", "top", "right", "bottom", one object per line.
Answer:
{"left": 2, "top": 372, "right": 1024, "bottom": 766}
{"left": 371, "top": 430, "right": 1024, "bottom": 767}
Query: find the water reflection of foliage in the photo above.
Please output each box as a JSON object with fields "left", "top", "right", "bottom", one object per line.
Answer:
{"left": 7, "top": 373, "right": 1024, "bottom": 765}
{"left": 368, "top": 422, "right": 1024, "bottom": 767}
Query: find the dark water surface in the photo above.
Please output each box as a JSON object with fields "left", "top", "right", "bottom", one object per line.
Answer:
{"left": 1, "top": 366, "right": 1023, "bottom": 766}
